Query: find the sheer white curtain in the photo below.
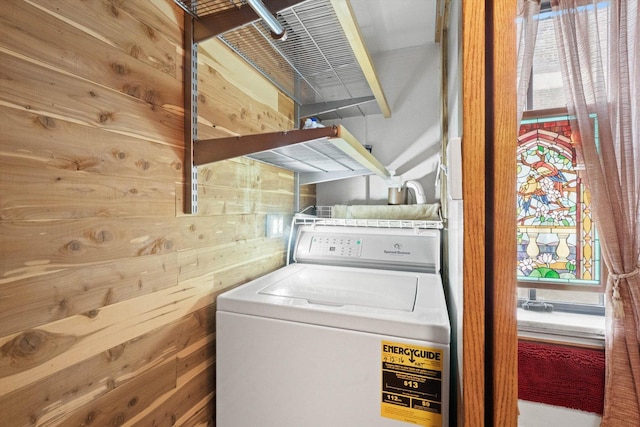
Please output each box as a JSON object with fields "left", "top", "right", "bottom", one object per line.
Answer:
{"left": 552, "top": 0, "right": 640, "bottom": 424}
{"left": 516, "top": 0, "right": 541, "bottom": 123}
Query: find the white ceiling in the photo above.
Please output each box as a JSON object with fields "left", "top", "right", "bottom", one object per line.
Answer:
{"left": 349, "top": 0, "right": 438, "bottom": 55}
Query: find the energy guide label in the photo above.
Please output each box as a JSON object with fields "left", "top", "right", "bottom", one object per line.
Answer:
{"left": 381, "top": 341, "right": 443, "bottom": 426}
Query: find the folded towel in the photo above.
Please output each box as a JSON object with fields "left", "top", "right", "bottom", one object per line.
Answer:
{"left": 331, "top": 204, "right": 440, "bottom": 220}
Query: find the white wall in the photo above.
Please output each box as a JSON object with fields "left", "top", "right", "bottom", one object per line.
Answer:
{"left": 446, "top": 3, "right": 463, "bottom": 142}
{"left": 443, "top": 1, "right": 464, "bottom": 425}
{"left": 317, "top": 43, "right": 441, "bottom": 206}
{"left": 518, "top": 401, "right": 601, "bottom": 427}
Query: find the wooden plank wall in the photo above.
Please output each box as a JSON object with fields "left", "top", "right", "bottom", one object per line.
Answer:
{"left": 0, "top": 1, "right": 306, "bottom": 425}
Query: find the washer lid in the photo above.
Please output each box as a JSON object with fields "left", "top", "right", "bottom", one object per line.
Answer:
{"left": 217, "top": 263, "right": 450, "bottom": 344}
{"left": 259, "top": 268, "right": 417, "bottom": 311}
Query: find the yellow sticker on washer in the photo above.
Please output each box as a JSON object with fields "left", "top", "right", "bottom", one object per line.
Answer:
{"left": 381, "top": 341, "right": 443, "bottom": 426}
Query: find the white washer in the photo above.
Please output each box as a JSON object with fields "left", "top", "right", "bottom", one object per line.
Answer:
{"left": 217, "top": 225, "right": 450, "bottom": 427}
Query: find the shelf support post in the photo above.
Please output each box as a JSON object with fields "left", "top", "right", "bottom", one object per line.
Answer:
{"left": 184, "top": 12, "right": 198, "bottom": 214}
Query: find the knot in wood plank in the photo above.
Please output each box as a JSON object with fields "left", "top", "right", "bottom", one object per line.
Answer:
{"left": 143, "top": 89, "right": 161, "bottom": 107}
{"left": 1, "top": 329, "right": 76, "bottom": 374}
{"left": 143, "top": 24, "right": 157, "bottom": 41}
{"left": 36, "top": 115, "right": 57, "bottom": 130}
{"left": 18, "top": 331, "right": 42, "bottom": 355}
{"left": 106, "top": 343, "right": 126, "bottom": 361}
{"left": 109, "top": 4, "right": 119, "bottom": 17}
{"left": 82, "top": 309, "right": 99, "bottom": 318}
{"left": 91, "top": 229, "right": 113, "bottom": 244}
{"left": 136, "top": 238, "right": 174, "bottom": 256}
{"left": 110, "top": 62, "right": 128, "bottom": 76}
{"left": 110, "top": 412, "right": 126, "bottom": 426}
{"left": 64, "top": 240, "right": 83, "bottom": 253}
{"left": 98, "top": 112, "right": 115, "bottom": 124}
{"left": 135, "top": 159, "right": 151, "bottom": 170}
{"left": 129, "top": 44, "right": 143, "bottom": 59}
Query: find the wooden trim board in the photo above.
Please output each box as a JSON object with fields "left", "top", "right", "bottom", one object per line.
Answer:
{"left": 330, "top": 0, "right": 392, "bottom": 118}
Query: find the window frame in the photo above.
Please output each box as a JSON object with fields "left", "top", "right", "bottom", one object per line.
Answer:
{"left": 517, "top": 108, "right": 605, "bottom": 316}
{"left": 517, "top": 0, "right": 610, "bottom": 323}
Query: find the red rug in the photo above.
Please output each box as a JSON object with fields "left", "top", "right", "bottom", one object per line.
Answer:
{"left": 518, "top": 340, "right": 605, "bottom": 414}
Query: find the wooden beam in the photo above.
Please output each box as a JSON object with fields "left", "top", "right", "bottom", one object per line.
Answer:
{"left": 330, "top": 125, "right": 390, "bottom": 179}
{"left": 462, "top": 0, "right": 519, "bottom": 424}
{"left": 330, "top": 0, "right": 392, "bottom": 118}
{"left": 193, "top": 0, "right": 305, "bottom": 43}
{"left": 462, "top": 0, "right": 486, "bottom": 424}
{"left": 193, "top": 127, "right": 338, "bottom": 165}
{"left": 435, "top": 0, "right": 444, "bottom": 43}
{"left": 490, "top": 0, "right": 518, "bottom": 424}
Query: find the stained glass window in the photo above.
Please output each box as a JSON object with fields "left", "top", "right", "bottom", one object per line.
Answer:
{"left": 517, "top": 114, "right": 600, "bottom": 286}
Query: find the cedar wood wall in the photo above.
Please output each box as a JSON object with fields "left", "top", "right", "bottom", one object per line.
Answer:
{"left": 0, "top": 1, "right": 313, "bottom": 425}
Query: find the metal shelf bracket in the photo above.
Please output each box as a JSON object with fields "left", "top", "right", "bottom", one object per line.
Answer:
{"left": 184, "top": 13, "right": 198, "bottom": 214}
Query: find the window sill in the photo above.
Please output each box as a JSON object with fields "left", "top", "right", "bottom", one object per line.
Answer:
{"left": 517, "top": 308, "right": 605, "bottom": 348}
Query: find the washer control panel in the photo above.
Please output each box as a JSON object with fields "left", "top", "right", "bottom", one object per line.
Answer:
{"left": 308, "top": 235, "right": 363, "bottom": 258}
{"left": 294, "top": 226, "right": 440, "bottom": 273}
